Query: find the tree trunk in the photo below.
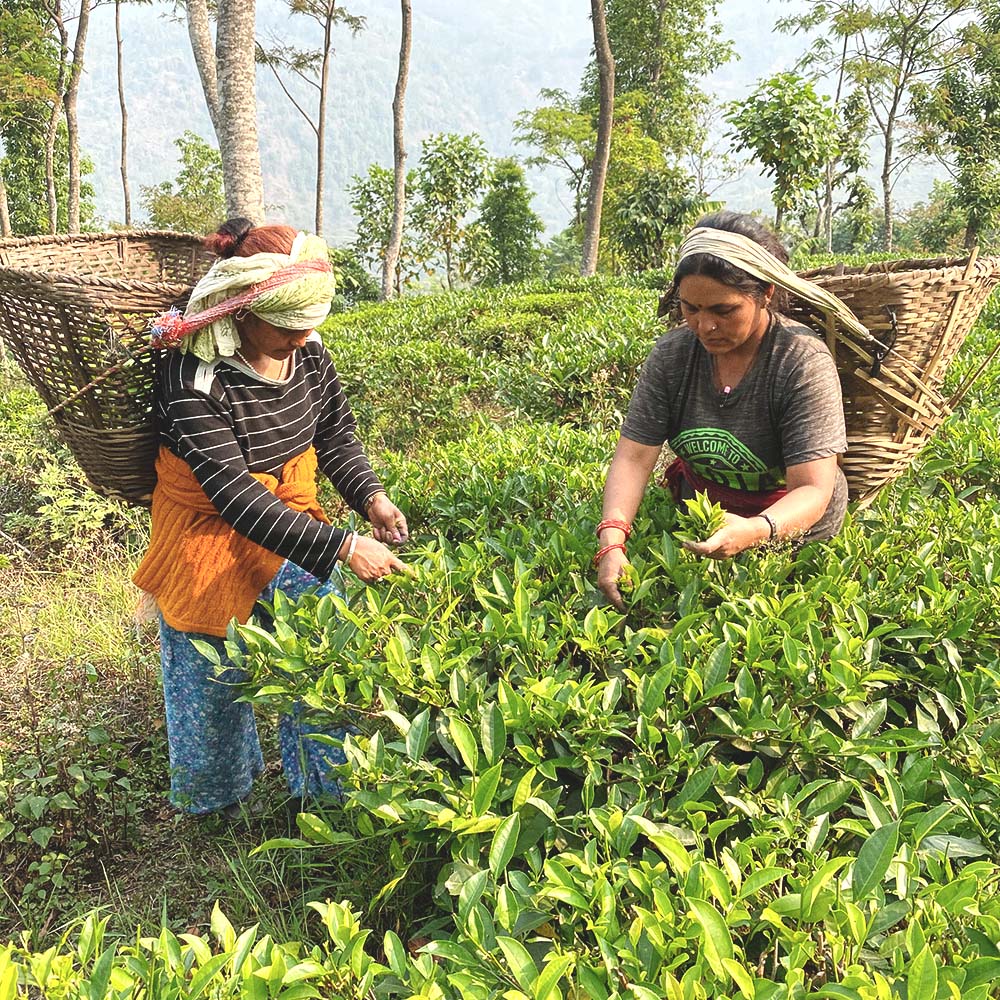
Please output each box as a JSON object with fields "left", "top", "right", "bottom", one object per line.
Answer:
{"left": 215, "top": 0, "right": 264, "bottom": 222}
{"left": 314, "top": 13, "right": 333, "bottom": 234}
{"left": 64, "top": 0, "right": 92, "bottom": 233}
{"left": 823, "top": 164, "right": 834, "bottom": 251}
{"left": 116, "top": 0, "right": 131, "bottom": 226}
{"left": 649, "top": 0, "right": 668, "bottom": 86}
{"left": 0, "top": 167, "right": 11, "bottom": 237}
{"left": 580, "top": 0, "right": 614, "bottom": 277}
{"left": 382, "top": 0, "right": 411, "bottom": 301}
{"left": 826, "top": 32, "right": 848, "bottom": 253}
{"left": 44, "top": 99, "right": 60, "bottom": 232}
{"left": 964, "top": 216, "right": 979, "bottom": 251}
{"left": 881, "top": 126, "right": 893, "bottom": 252}
{"left": 45, "top": 6, "right": 69, "bottom": 233}
{"left": 186, "top": 0, "right": 223, "bottom": 135}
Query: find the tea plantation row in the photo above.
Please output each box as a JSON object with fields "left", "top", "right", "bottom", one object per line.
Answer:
{"left": 3, "top": 277, "right": 1000, "bottom": 999}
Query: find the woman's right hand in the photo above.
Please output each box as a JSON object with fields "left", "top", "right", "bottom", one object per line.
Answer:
{"left": 340, "top": 533, "right": 414, "bottom": 583}
{"left": 596, "top": 546, "right": 631, "bottom": 612}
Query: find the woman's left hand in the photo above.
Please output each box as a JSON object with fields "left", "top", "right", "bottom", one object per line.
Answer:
{"left": 367, "top": 492, "right": 409, "bottom": 544}
{"left": 682, "top": 512, "right": 769, "bottom": 560}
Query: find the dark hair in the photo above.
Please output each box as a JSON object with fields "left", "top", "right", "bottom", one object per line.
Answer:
{"left": 204, "top": 217, "right": 298, "bottom": 258}
{"left": 658, "top": 210, "right": 789, "bottom": 318}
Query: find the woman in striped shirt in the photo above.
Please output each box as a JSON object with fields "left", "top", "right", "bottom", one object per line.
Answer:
{"left": 135, "top": 218, "right": 409, "bottom": 817}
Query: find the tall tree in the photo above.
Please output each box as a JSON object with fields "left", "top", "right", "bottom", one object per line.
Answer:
{"left": 257, "top": 1, "right": 365, "bottom": 234}
{"left": 779, "top": 0, "right": 975, "bottom": 250}
{"left": 0, "top": 3, "right": 57, "bottom": 235}
{"left": 412, "top": 133, "right": 489, "bottom": 291}
{"left": 141, "top": 130, "right": 225, "bottom": 232}
{"left": 726, "top": 72, "right": 841, "bottom": 232}
{"left": 809, "top": 91, "right": 873, "bottom": 246}
{"left": 185, "top": 0, "right": 264, "bottom": 222}
{"left": 113, "top": 0, "right": 151, "bottom": 226}
{"left": 513, "top": 89, "right": 594, "bottom": 227}
{"left": 58, "top": 0, "right": 93, "bottom": 233}
{"left": 612, "top": 167, "right": 707, "bottom": 271}
{"left": 477, "top": 158, "right": 544, "bottom": 285}
{"left": 581, "top": 0, "right": 731, "bottom": 155}
{"left": 383, "top": 0, "right": 411, "bottom": 300}
{"left": 911, "top": 0, "right": 1000, "bottom": 249}
{"left": 40, "top": 2, "right": 69, "bottom": 233}
{"left": 2, "top": 121, "right": 95, "bottom": 235}
{"left": 580, "top": 0, "right": 614, "bottom": 276}
{"left": 349, "top": 163, "right": 420, "bottom": 295}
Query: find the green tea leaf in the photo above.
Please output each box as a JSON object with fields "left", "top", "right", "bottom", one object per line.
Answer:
{"left": 687, "top": 897, "right": 734, "bottom": 980}
{"left": 490, "top": 813, "right": 521, "bottom": 878}
{"left": 481, "top": 702, "right": 507, "bottom": 765}
{"left": 851, "top": 821, "right": 899, "bottom": 901}
{"left": 406, "top": 708, "right": 431, "bottom": 761}
{"left": 534, "top": 954, "right": 574, "bottom": 1000}
{"left": 907, "top": 945, "right": 938, "bottom": 1000}
{"left": 473, "top": 763, "right": 503, "bottom": 817}
{"left": 449, "top": 716, "right": 479, "bottom": 773}
{"left": 497, "top": 935, "right": 538, "bottom": 992}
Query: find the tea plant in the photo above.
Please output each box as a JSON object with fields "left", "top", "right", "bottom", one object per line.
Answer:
{"left": 2, "top": 274, "right": 999, "bottom": 1000}
{"left": 218, "top": 466, "right": 1000, "bottom": 998}
{"left": 673, "top": 492, "right": 728, "bottom": 542}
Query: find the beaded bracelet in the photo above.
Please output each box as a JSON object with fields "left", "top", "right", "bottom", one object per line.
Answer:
{"left": 593, "top": 542, "right": 627, "bottom": 567}
{"left": 596, "top": 518, "right": 632, "bottom": 539}
{"left": 363, "top": 491, "right": 386, "bottom": 513}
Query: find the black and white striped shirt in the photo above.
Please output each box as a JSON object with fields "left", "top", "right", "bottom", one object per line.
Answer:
{"left": 156, "top": 333, "right": 383, "bottom": 582}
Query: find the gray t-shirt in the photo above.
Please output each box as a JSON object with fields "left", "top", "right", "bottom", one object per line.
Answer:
{"left": 621, "top": 314, "right": 848, "bottom": 541}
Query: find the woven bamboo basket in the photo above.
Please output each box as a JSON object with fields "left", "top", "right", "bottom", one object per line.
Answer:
{"left": 0, "top": 231, "right": 213, "bottom": 504}
{"left": 785, "top": 250, "right": 1000, "bottom": 504}
{"left": 0, "top": 234, "right": 997, "bottom": 507}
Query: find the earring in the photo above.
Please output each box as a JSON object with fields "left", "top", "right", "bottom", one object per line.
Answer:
{"left": 234, "top": 307, "right": 249, "bottom": 322}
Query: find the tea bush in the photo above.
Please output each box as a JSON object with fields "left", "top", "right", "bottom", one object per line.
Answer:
{"left": 3, "top": 278, "right": 1000, "bottom": 1000}
{"left": 207, "top": 454, "right": 1000, "bottom": 1000}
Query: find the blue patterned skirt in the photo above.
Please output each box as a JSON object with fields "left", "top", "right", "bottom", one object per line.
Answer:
{"left": 158, "top": 561, "right": 348, "bottom": 814}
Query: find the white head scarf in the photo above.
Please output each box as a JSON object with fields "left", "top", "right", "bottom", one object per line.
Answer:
{"left": 677, "top": 227, "right": 869, "bottom": 341}
{"left": 178, "top": 232, "right": 336, "bottom": 362}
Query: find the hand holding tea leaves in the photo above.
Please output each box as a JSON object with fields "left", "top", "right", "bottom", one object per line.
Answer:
{"left": 673, "top": 491, "right": 727, "bottom": 542}
{"left": 675, "top": 491, "right": 770, "bottom": 559}
{"left": 596, "top": 537, "right": 632, "bottom": 612}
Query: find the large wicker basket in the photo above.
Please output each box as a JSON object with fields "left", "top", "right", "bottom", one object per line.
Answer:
{"left": 786, "top": 251, "right": 1000, "bottom": 504}
{"left": 0, "top": 231, "right": 213, "bottom": 504}
{"left": 0, "top": 234, "right": 997, "bottom": 507}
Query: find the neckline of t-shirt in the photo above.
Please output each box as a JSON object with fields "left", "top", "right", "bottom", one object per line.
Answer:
{"left": 698, "top": 313, "right": 777, "bottom": 404}
{"left": 224, "top": 352, "right": 298, "bottom": 386}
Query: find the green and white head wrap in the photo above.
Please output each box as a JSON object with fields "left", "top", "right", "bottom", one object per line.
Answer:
{"left": 174, "top": 232, "right": 336, "bottom": 363}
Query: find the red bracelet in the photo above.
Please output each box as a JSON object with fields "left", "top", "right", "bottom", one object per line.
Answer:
{"left": 596, "top": 518, "right": 632, "bottom": 539}
{"left": 593, "top": 542, "right": 627, "bottom": 567}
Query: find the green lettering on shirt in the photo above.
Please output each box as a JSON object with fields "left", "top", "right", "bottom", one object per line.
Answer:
{"left": 673, "top": 427, "right": 785, "bottom": 492}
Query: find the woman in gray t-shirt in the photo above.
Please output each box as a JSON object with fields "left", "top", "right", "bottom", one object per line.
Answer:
{"left": 595, "top": 212, "right": 848, "bottom": 611}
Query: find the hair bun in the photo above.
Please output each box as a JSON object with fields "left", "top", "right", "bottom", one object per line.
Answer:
{"left": 204, "top": 217, "right": 255, "bottom": 258}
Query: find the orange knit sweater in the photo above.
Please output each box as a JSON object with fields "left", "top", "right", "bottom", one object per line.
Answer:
{"left": 133, "top": 445, "right": 330, "bottom": 637}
